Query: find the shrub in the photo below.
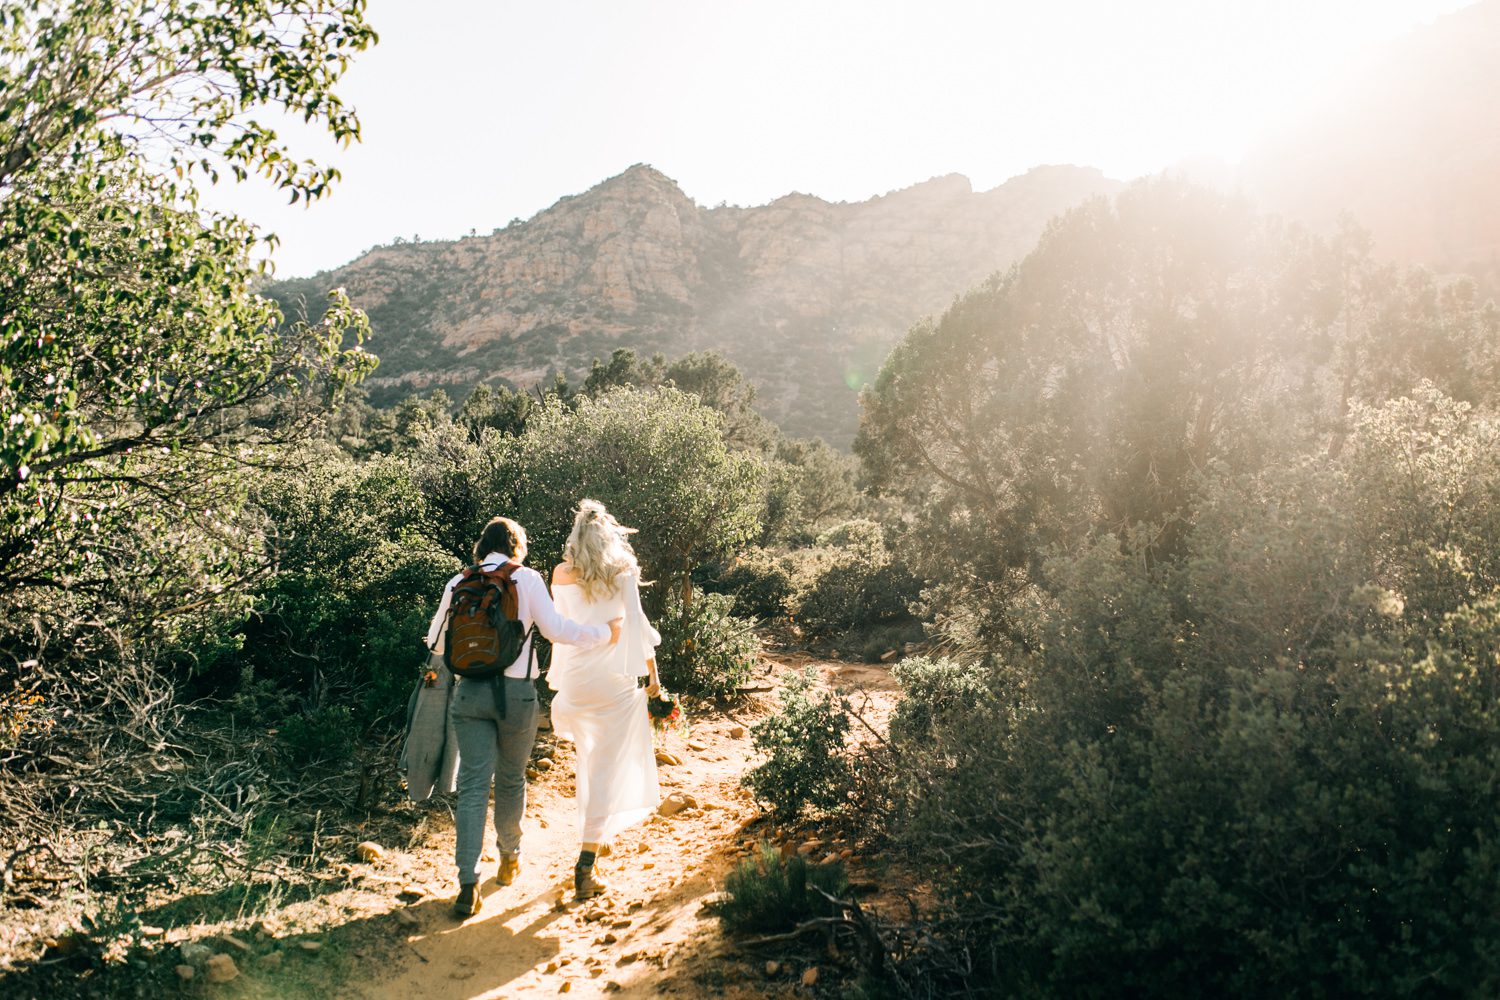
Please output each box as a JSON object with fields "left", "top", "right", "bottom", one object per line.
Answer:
{"left": 786, "top": 520, "right": 921, "bottom": 644}
{"left": 717, "top": 840, "right": 850, "bottom": 935}
{"left": 743, "top": 667, "right": 855, "bottom": 819}
{"left": 714, "top": 547, "right": 795, "bottom": 619}
{"left": 655, "top": 591, "right": 760, "bottom": 697}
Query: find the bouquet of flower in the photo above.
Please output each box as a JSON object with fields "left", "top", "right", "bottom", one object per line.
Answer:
{"left": 647, "top": 690, "right": 687, "bottom": 735}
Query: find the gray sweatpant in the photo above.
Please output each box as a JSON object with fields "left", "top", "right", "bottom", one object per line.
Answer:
{"left": 450, "top": 675, "right": 539, "bottom": 885}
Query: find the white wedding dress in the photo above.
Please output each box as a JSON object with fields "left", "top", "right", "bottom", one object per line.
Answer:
{"left": 548, "top": 571, "right": 661, "bottom": 844}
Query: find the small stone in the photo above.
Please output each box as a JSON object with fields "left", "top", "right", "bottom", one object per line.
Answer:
{"left": 394, "top": 909, "right": 419, "bottom": 928}
{"left": 299, "top": 940, "right": 323, "bottom": 952}
{"left": 680, "top": 792, "right": 699, "bottom": 809}
{"left": 545, "top": 961, "right": 559, "bottom": 974}
{"left": 610, "top": 918, "right": 632, "bottom": 929}
{"left": 879, "top": 648, "right": 899, "bottom": 662}
{"left": 686, "top": 739, "right": 709, "bottom": 752}
{"left": 641, "top": 861, "right": 655, "bottom": 869}
{"left": 654, "top": 750, "right": 680, "bottom": 766}
{"left": 802, "top": 966, "right": 820, "bottom": 986}
{"left": 254, "top": 918, "right": 278, "bottom": 937}
{"left": 821, "top": 852, "right": 840, "bottom": 866}
{"left": 559, "top": 982, "right": 572, "bottom": 993}
{"left": 397, "top": 885, "right": 426, "bottom": 902}
{"left": 138, "top": 925, "right": 166, "bottom": 939}
{"left": 536, "top": 757, "right": 553, "bottom": 771}
{"left": 218, "top": 933, "right": 252, "bottom": 953}
{"left": 658, "top": 792, "right": 688, "bottom": 817}
{"left": 356, "top": 841, "right": 385, "bottom": 863}
{"left": 605, "top": 982, "right": 623, "bottom": 993}
{"left": 178, "top": 941, "right": 213, "bottom": 967}
{"left": 205, "top": 954, "right": 239, "bottom": 983}
{"left": 526, "top": 767, "right": 541, "bottom": 780}
{"left": 765, "top": 960, "right": 780, "bottom": 976}
{"left": 589, "top": 966, "right": 605, "bottom": 977}
{"left": 481, "top": 850, "right": 496, "bottom": 862}
{"left": 728, "top": 725, "right": 746, "bottom": 739}
{"left": 798, "top": 840, "right": 824, "bottom": 856}
{"left": 259, "top": 951, "right": 283, "bottom": 969}
{"left": 601, "top": 933, "right": 618, "bottom": 944}
{"left": 174, "top": 964, "right": 196, "bottom": 981}
{"left": 839, "top": 849, "right": 853, "bottom": 861}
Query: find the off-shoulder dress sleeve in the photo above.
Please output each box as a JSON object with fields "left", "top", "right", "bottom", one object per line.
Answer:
{"left": 622, "top": 572, "right": 661, "bottom": 671}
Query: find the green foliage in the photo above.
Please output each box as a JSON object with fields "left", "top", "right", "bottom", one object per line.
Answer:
{"left": 235, "top": 449, "right": 456, "bottom": 733}
{"left": 655, "top": 592, "right": 759, "bottom": 698}
{"left": 792, "top": 520, "right": 919, "bottom": 638}
{"left": 0, "top": 0, "right": 376, "bottom": 695}
{"left": 278, "top": 704, "right": 359, "bottom": 769}
{"left": 744, "top": 668, "right": 855, "bottom": 819}
{"left": 875, "top": 386, "right": 1500, "bottom": 995}
{"left": 857, "top": 180, "right": 1500, "bottom": 652}
{"left": 715, "top": 548, "right": 796, "bottom": 618}
{"left": 514, "top": 387, "right": 767, "bottom": 603}
{"left": 717, "top": 840, "right": 850, "bottom": 935}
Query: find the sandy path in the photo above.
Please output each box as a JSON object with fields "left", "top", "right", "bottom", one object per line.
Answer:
{"left": 97, "top": 654, "right": 900, "bottom": 1000}
{"left": 313, "top": 701, "right": 772, "bottom": 1000}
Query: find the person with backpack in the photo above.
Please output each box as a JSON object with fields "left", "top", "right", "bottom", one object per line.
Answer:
{"left": 548, "top": 500, "right": 663, "bottom": 900}
{"left": 425, "top": 515, "right": 622, "bottom": 919}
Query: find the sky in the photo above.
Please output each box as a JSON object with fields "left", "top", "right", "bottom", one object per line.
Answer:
{"left": 204, "top": 0, "right": 1479, "bottom": 278}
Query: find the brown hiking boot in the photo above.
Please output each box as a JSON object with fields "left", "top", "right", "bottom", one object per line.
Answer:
{"left": 574, "top": 863, "right": 608, "bottom": 900}
{"left": 495, "top": 854, "right": 521, "bottom": 886}
{"left": 452, "top": 882, "right": 481, "bottom": 919}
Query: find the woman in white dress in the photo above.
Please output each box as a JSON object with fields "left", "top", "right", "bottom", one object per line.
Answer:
{"left": 548, "top": 499, "right": 662, "bottom": 899}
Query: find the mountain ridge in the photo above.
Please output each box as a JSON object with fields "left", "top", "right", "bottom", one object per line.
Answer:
{"left": 272, "top": 162, "right": 1122, "bottom": 442}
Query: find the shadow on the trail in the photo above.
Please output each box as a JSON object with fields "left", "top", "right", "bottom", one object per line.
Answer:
{"left": 389, "top": 887, "right": 570, "bottom": 998}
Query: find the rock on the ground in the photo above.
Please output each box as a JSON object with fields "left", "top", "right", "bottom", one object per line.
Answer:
{"left": 802, "top": 966, "right": 820, "bottom": 986}
{"left": 880, "top": 648, "right": 899, "bottom": 662}
{"left": 765, "top": 960, "right": 780, "bottom": 976}
{"left": 686, "top": 739, "right": 709, "bottom": 752}
{"left": 259, "top": 951, "right": 284, "bottom": 969}
{"left": 174, "top": 964, "right": 196, "bottom": 981}
{"left": 536, "top": 757, "right": 554, "bottom": 771}
{"left": 728, "top": 725, "right": 746, "bottom": 738}
{"left": 205, "top": 953, "right": 239, "bottom": 983}
{"left": 356, "top": 841, "right": 385, "bottom": 863}
{"left": 218, "top": 933, "right": 252, "bottom": 953}
{"left": 654, "top": 750, "right": 681, "bottom": 766}
{"left": 178, "top": 941, "right": 213, "bottom": 968}
{"left": 299, "top": 940, "right": 323, "bottom": 952}
{"left": 658, "top": 792, "right": 689, "bottom": 816}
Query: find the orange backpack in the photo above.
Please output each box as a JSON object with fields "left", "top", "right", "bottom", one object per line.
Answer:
{"left": 441, "top": 563, "right": 535, "bottom": 680}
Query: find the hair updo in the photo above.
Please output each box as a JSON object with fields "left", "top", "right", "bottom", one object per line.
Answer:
{"left": 563, "top": 499, "right": 642, "bottom": 601}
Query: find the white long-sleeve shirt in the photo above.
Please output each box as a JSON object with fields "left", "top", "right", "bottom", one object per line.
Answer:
{"left": 425, "top": 553, "right": 611, "bottom": 679}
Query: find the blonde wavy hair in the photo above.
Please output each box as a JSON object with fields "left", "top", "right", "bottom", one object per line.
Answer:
{"left": 563, "top": 499, "right": 642, "bottom": 601}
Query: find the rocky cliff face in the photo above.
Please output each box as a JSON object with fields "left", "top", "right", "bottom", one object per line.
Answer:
{"left": 274, "top": 164, "right": 1120, "bottom": 443}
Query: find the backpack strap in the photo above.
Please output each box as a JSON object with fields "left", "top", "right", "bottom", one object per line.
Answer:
{"left": 489, "top": 562, "right": 539, "bottom": 680}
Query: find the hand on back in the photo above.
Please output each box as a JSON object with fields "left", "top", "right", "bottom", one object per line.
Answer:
{"left": 555, "top": 562, "right": 622, "bottom": 644}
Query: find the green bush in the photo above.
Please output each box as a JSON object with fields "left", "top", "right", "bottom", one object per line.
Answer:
{"left": 655, "top": 591, "right": 760, "bottom": 697}
{"left": 714, "top": 547, "right": 795, "bottom": 618}
{"left": 717, "top": 840, "right": 850, "bottom": 935}
{"left": 743, "top": 667, "right": 855, "bottom": 819}
{"left": 784, "top": 520, "right": 921, "bottom": 643}
{"left": 873, "top": 388, "right": 1500, "bottom": 996}
{"left": 278, "top": 704, "right": 359, "bottom": 768}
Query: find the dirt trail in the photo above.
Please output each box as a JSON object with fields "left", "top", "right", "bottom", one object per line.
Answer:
{"left": 353, "top": 702, "right": 764, "bottom": 1000}
{"left": 182, "top": 652, "right": 903, "bottom": 1000}
{"left": 0, "top": 655, "right": 901, "bottom": 999}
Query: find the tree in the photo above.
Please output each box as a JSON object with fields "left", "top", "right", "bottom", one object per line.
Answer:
{"left": 856, "top": 180, "right": 1500, "bottom": 650}
{"left": 0, "top": 1, "right": 376, "bottom": 672}
{"left": 515, "top": 387, "right": 767, "bottom": 609}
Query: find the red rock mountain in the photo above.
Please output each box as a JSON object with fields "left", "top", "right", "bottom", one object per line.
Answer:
{"left": 273, "top": 164, "right": 1120, "bottom": 443}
